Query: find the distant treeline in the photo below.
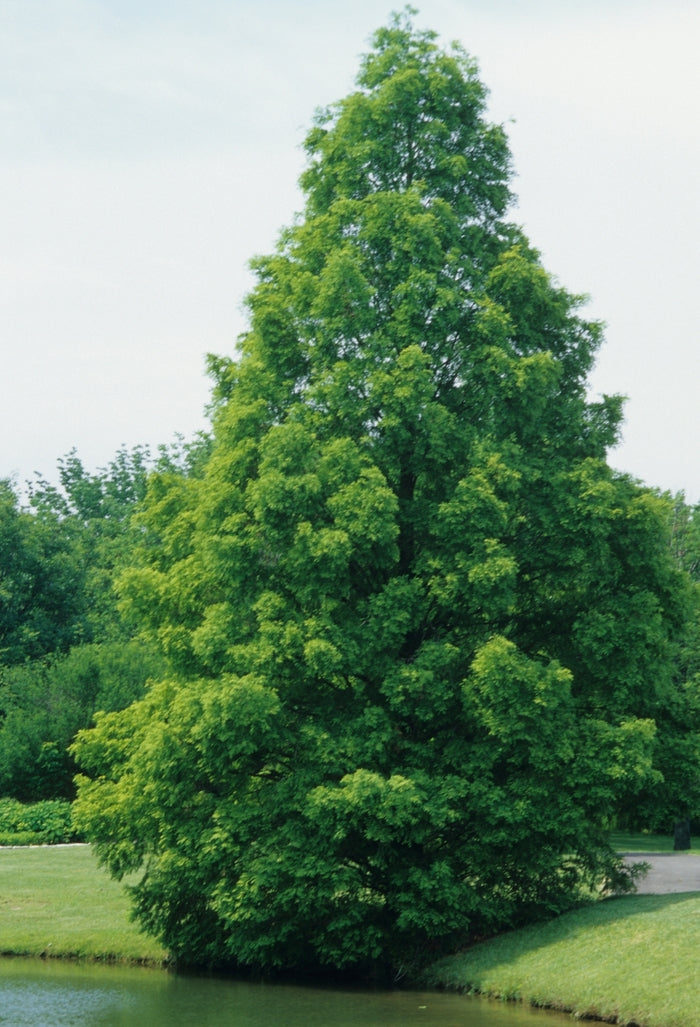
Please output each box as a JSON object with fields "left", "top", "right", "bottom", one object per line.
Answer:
{"left": 0, "top": 436, "right": 210, "bottom": 800}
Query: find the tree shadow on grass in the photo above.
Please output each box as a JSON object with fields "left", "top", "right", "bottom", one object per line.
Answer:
{"left": 424, "top": 885, "right": 700, "bottom": 991}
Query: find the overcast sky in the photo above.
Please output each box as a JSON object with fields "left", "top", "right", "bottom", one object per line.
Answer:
{"left": 2, "top": 0, "right": 698, "bottom": 502}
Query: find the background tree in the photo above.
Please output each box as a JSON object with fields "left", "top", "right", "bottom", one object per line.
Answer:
{"left": 26, "top": 436, "right": 211, "bottom": 642}
{"left": 73, "top": 11, "right": 692, "bottom": 976}
{"left": 624, "top": 494, "right": 700, "bottom": 836}
{"left": 0, "top": 639, "right": 166, "bottom": 801}
{"left": 0, "top": 479, "right": 86, "bottom": 664}
{"left": 0, "top": 437, "right": 209, "bottom": 801}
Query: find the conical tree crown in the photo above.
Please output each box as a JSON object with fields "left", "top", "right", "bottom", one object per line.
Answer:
{"left": 301, "top": 13, "right": 512, "bottom": 216}
{"left": 228, "top": 9, "right": 611, "bottom": 476}
{"left": 72, "top": 11, "right": 690, "bottom": 977}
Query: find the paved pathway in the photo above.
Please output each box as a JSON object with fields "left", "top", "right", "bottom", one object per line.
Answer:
{"left": 623, "top": 852, "right": 700, "bottom": 894}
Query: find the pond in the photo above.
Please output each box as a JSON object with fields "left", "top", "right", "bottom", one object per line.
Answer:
{"left": 0, "top": 959, "right": 575, "bottom": 1026}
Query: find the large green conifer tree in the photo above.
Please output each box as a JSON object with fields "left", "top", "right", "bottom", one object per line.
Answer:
{"left": 73, "top": 12, "right": 690, "bottom": 975}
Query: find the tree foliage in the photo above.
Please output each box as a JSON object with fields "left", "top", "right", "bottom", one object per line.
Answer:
{"left": 73, "top": 11, "right": 693, "bottom": 976}
{"left": 624, "top": 494, "right": 700, "bottom": 832}
{"left": 0, "top": 479, "right": 87, "bottom": 664}
{"left": 0, "top": 440, "right": 207, "bottom": 800}
{"left": 26, "top": 436, "right": 211, "bottom": 643}
{"left": 0, "top": 639, "right": 166, "bottom": 801}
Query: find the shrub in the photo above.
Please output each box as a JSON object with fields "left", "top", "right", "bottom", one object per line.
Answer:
{"left": 0, "top": 798, "right": 80, "bottom": 845}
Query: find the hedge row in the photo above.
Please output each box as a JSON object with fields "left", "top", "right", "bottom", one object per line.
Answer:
{"left": 0, "top": 798, "right": 81, "bottom": 845}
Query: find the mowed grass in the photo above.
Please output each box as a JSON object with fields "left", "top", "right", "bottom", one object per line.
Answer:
{"left": 611, "top": 830, "right": 698, "bottom": 854}
{"left": 429, "top": 833, "right": 700, "bottom": 1026}
{"left": 429, "top": 892, "right": 700, "bottom": 1027}
{"left": 0, "top": 844, "right": 167, "bottom": 964}
{"left": 3, "top": 837, "right": 700, "bottom": 1025}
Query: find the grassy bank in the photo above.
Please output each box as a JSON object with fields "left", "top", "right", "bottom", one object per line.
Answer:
{"left": 0, "top": 844, "right": 167, "bottom": 964}
{"left": 428, "top": 891, "right": 700, "bottom": 1027}
{"left": 429, "top": 832, "right": 700, "bottom": 1026}
{"left": 3, "top": 840, "right": 700, "bottom": 1025}
{"left": 428, "top": 833, "right": 700, "bottom": 1026}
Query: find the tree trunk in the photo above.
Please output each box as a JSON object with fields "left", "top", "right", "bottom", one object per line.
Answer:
{"left": 674, "top": 818, "right": 691, "bottom": 851}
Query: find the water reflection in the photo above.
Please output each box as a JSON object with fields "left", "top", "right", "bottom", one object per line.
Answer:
{"left": 0, "top": 959, "right": 572, "bottom": 1026}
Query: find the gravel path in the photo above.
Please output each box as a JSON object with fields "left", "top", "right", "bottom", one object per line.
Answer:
{"left": 623, "top": 852, "right": 700, "bottom": 894}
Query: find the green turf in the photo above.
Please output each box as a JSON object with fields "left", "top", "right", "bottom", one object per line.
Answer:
{"left": 428, "top": 892, "right": 700, "bottom": 1027}
{"left": 4, "top": 841, "right": 700, "bottom": 1025}
{"left": 611, "top": 830, "right": 698, "bottom": 854}
{"left": 0, "top": 844, "right": 167, "bottom": 964}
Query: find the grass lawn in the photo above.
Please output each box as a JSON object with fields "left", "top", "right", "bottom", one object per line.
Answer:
{"left": 428, "top": 835, "right": 700, "bottom": 1027}
{"left": 611, "top": 830, "right": 698, "bottom": 854}
{"left": 3, "top": 837, "right": 700, "bottom": 1025}
{"left": 0, "top": 844, "right": 167, "bottom": 964}
{"left": 428, "top": 892, "right": 700, "bottom": 1027}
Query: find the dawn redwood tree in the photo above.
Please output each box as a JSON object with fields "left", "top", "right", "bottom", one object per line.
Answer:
{"left": 73, "top": 11, "right": 691, "bottom": 975}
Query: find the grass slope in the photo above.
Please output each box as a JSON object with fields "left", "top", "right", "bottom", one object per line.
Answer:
{"left": 0, "top": 844, "right": 167, "bottom": 964}
{"left": 428, "top": 892, "right": 700, "bottom": 1027}
{"left": 2, "top": 837, "right": 700, "bottom": 1025}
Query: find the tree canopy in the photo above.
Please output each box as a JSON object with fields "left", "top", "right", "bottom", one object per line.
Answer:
{"left": 0, "top": 440, "right": 207, "bottom": 802}
{"left": 73, "top": 11, "right": 694, "bottom": 977}
{"left": 0, "top": 478, "right": 86, "bottom": 664}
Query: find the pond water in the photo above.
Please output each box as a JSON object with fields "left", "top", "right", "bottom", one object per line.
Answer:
{"left": 0, "top": 959, "right": 575, "bottom": 1027}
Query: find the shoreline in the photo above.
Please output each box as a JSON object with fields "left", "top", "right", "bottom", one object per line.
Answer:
{"left": 3, "top": 845, "right": 700, "bottom": 1025}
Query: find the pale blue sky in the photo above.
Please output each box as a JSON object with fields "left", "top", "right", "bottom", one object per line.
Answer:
{"left": 1, "top": 1, "right": 698, "bottom": 501}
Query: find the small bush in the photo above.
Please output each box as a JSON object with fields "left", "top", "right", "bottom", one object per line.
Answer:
{"left": 0, "top": 798, "right": 80, "bottom": 845}
{"left": 0, "top": 831, "right": 40, "bottom": 846}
